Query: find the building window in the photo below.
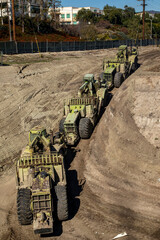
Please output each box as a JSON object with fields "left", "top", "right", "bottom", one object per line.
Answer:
{"left": 73, "top": 13, "right": 77, "bottom": 18}
{"left": 61, "top": 14, "right": 65, "bottom": 19}
{"left": 94, "top": 9, "right": 97, "bottom": 12}
{"left": 31, "top": 5, "right": 40, "bottom": 14}
{"left": 67, "top": 13, "right": 70, "bottom": 18}
{"left": 73, "top": 21, "right": 77, "bottom": 25}
{"left": 2, "top": 2, "right": 7, "bottom": 8}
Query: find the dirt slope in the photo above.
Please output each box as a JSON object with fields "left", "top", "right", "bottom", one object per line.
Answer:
{"left": 0, "top": 46, "right": 160, "bottom": 240}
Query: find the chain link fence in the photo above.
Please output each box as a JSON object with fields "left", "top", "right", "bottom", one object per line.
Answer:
{"left": 0, "top": 51, "right": 3, "bottom": 65}
{"left": 0, "top": 39, "right": 159, "bottom": 55}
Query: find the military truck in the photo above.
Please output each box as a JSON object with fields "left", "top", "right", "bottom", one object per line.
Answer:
{"left": 100, "top": 45, "right": 138, "bottom": 89}
{"left": 59, "top": 74, "right": 108, "bottom": 145}
{"left": 16, "top": 126, "right": 68, "bottom": 234}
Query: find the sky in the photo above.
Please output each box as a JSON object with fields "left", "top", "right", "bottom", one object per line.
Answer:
{"left": 61, "top": 0, "right": 160, "bottom": 12}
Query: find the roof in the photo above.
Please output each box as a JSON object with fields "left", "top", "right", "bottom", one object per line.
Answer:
{"left": 84, "top": 74, "right": 94, "bottom": 79}
{"left": 105, "top": 67, "right": 115, "bottom": 74}
{"left": 65, "top": 112, "right": 79, "bottom": 124}
{"left": 119, "top": 45, "right": 127, "bottom": 50}
{"left": 30, "top": 126, "right": 45, "bottom": 133}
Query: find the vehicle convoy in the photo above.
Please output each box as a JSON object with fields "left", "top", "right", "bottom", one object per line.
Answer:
{"left": 16, "top": 126, "right": 68, "bottom": 234}
{"left": 59, "top": 74, "right": 108, "bottom": 146}
{"left": 100, "top": 45, "right": 138, "bottom": 89}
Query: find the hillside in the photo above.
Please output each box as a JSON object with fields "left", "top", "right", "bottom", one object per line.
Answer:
{"left": 0, "top": 24, "right": 80, "bottom": 42}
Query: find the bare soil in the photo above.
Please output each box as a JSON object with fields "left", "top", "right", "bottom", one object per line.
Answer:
{"left": 0, "top": 46, "right": 160, "bottom": 240}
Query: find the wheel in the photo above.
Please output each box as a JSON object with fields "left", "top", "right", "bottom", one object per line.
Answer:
{"left": 132, "top": 57, "right": 138, "bottom": 72}
{"left": 59, "top": 118, "right": 66, "bottom": 133}
{"left": 55, "top": 184, "right": 68, "bottom": 221}
{"left": 79, "top": 118, "right": 93, "bottom": 139}
{"left": 132, "top": 63, "right": 136, "bottom": 72}
{"left": 17, "top": 188, "right": 32, "bottom": 225}
{"left": 114, "top": 72, "right": 123, "bottom": 88}
{"left": 135, "top": 57, "right": 138, "bottom": 69}
{"left": 102, "top": 90, "right": 108, "bottom": 108}
{"left": 99, "top": 72, "right": 104, "bottom": 80}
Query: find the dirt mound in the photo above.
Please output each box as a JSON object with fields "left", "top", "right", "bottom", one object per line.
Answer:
{"left": 80, "top": 48, "right": 160, "bottom": 239}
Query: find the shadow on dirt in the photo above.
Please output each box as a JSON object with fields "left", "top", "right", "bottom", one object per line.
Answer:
{"left": 151, "top": 229, "right": 160, "bottom": 239}
{"left": 67, "top": 169, "right": 85, "bottom": 220}
{"left": 0, "top": 63, "right": 10, "bottom": 66}
{"left": 65, "top": 148, "right": 85, "bottom": 220}
{"left": 98, "top": 92, "right": 113, "bottom": 120}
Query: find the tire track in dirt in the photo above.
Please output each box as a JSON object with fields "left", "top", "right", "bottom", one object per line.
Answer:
{"left": 7, "top": 207, "right": 17, "bottom": 240}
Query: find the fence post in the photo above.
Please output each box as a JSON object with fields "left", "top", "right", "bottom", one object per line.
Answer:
{"left": 61, "top": 41, "right": 63, "bottom": 52}
{"left": 74, "top": 41, "right": 75, "bottom": 51}
{"left": 4, "top": 42, "right": 7, "bottom": 54}
{"left": 112, "top": 41, "right": 114, "bottom": 48}
{"left": 46, "top": 39, "right": 48, "bottom": 52}
{"left": 15, "top": 41, "right": 18, "bottom": 54}
{"left": 0, "top": 51, "right": 3, "bottom": 65}
{"left": 31, "top": 42, "right": 33, "bottom": 53}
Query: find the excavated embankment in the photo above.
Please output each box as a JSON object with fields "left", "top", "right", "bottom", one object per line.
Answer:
{"left": 80, "top": 49, "right": 160, "bottom": 239}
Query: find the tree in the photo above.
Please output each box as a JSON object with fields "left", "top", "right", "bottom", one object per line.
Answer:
{"left": 108, "top": 8, "right": 123, "bottom": 25}
{"left": 124, "top": 5, "right": 135, "bottom": 19}
{"left": 125, "top": 15, "right": 142, "bottom": 38}
{"left": 154, "top": 13, "right": 160, "bottom": 23}
{"left": 48, "top": 0, "right": 61, "bottom": 26}
{"left": 80, "top": 24, "right": 98, "bottom": 40}
{"left": 103, "top": 4, "right": 123, "bottom": 24}
{"left": 103, "top": 5, "right": 116, "bottom": 20}
{"left": 0, "top": 0, "right": 3, "bottom": 25}
{"left": 76, "top": 8, "right": 97, "bottom": 24}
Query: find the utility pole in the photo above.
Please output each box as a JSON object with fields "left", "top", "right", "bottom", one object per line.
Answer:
{"left": 11, "top": 0, "right": 16, "bottom": 41}
{"left": 142, "top": 0, "right": 145, "bottom": 40}
{"left": 1, "top": 0, "right": 4, "bottom": 25}
{"left": 7, "top": 1, "right": 12, "bottom": 41}
{"left": 137, "top": 0, "right": 147, "bottom": 40}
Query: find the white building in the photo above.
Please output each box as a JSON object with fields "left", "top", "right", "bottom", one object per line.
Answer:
{"left": 0, "top": 0, "right": 41, "bottom": 19}
{"left": 135, "top": 11, "right": 160, "bottom": 18}
{"left": 57, "top": 7, "right": 103, "bottom": 25}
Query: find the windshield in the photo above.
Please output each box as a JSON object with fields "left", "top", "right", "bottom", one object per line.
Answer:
{"left": 64, "top": 124, "right": 77, "bottom": 133}
{"left": 30, "top": 133, "right": 39, "bottom": 142}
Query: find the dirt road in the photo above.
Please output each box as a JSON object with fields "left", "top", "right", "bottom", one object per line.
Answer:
{"left": 0, "top": 46, "right": 160, "bottom": 240}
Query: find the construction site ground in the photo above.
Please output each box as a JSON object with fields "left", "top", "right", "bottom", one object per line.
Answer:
{"left": 0, "top": 46, "right": 160, "bottom": 240}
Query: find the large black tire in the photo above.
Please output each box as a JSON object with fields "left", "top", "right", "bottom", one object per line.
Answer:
{"left": 114, "top": 72, "right": 123, "bottom": 88}
{"left": 17, "top": 188, "right": 32, "bottom": 225}
{"left": 59, "top": 118, "right": 66, "bottom": 133}
{"left": 79, "top": 118, "right": 93, "bottom": 139}
{"left": 103, "top": 90, "right": 108, "bottom": 108}
{"left": 132, "top": 63, "right": 136, "bottom": 72}
{"left": 55, "top": 184, "right": 68, "bottom": 221}
{"left": 132, "top": 57, "right": 138, "bottom": 72}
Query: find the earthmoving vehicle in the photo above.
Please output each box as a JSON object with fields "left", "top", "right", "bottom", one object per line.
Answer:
{"left": 59, "top": 74, "right": 108, "bottom": 145}
{"left": 16, "top": 126, "right": 68, "bottom": 234}
{"left": 100, "top": 45, "right": 138, "bottom": 89}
